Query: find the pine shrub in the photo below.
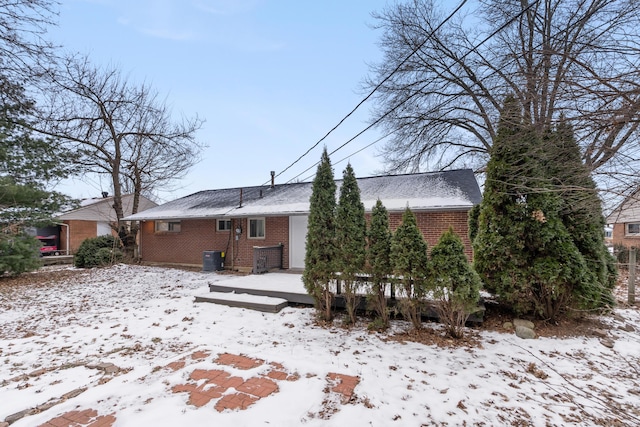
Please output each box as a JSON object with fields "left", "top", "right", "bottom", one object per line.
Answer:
{"left": 0, "top": 234, "right": 41, "bottom": 276}
{"left": 335, "top": 163, "right": 366, "bottom": 325}
{"left": 428, "top": 228, "right": 481, "bottom": 338}
{"left": 390, "top": 207, "right": 428, "bottom": 329}
{"left": 366, "top": 199, "right": 392, "bottom": 330}
{"left": 303, "top": 148, "right": 338, "bottom": 321}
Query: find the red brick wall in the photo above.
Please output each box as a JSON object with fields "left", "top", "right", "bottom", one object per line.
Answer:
{"left": 138, "top": 210, "right": 473, "bottom": 269}
{"left": 139, "top": 217, "right": 291, "bottom": 269}
{"left": 612, "top": 223, "right": 640, "bottom": 248}
{"left": 388, "top": 210, "right": 473, "bottom": 260}
{"left": 65, "top": 220, "right": 97, "bottom": 254}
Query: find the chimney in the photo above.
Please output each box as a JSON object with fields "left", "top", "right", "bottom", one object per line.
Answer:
{"left": 270, "top": 171, "right": 275, "bottom": 188}
{"left": 239, "top": 188, "right": 243, "bottom": 208}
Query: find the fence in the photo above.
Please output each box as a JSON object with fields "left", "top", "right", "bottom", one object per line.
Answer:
{"left": 613, "top": 246, "right": 637, "bottom": 305}
{"left": 252, "top": 244, "right": 283, "bottom": 274}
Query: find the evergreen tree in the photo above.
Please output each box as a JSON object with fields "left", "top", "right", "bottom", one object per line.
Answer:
{"left": 303, "top": 147, "right": 338, "bottom": 321}
{"left": 473, "top": 95, "right": 532, "bottom": 312}
{"left": 367, "top": 199, "right": 392, "bottom": 330}
{"left": 390, "top": 207, "right": 428, "bottom": 329}
{"left": 428, "top": 228, "right": 481, "bottom": 338}
{"left": 473, "top": 95, "right": 590, "bottom": 320}
{"left": 335, "top": 163, "right": 366, "bottom": 325}
{"left": 0, "top": 76, "right": 76, "bottom": 275}
{"left": 544, "top": 118, "right": 616, "bottom": 309}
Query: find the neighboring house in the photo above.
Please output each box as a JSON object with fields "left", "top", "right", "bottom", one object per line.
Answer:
{"left": 125, "top": 169, "right": 482, "bottom": 273}
{"left": 56, "top": 194, "right": 158, "bottom": 254}
{"left": 606, "top": 190, "right": 640, "bottom": 248}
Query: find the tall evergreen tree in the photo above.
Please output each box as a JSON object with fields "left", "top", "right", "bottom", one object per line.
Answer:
{"left": 335, "top": 163, "right": 366, "bottom": 325}
{"left": 0, "top": 76, "right": 76, "bottom": 275}
{"left": 303, "top": 147, "right": 338, "bottom": 321}
{"left": 390, "top": 207, "right": 428, "bottom": 329}
{"left": 544, "top": 118, "right": 616, "bottom": 309}
{"left": 473, "top": 95, "right": 590, "bottom": 320}
{"left": 428, "top": 228, "right": 481, "bottom": 338}
{"left": 367, "top": 199, "right": 392, "bottom": 329}
{"left": 472, "top": 95, "right": 531, "bottom": 312}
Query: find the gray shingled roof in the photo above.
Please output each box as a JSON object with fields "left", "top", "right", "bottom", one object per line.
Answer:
{"left": 124, "top": 169, "right": 481, "bottom": 221}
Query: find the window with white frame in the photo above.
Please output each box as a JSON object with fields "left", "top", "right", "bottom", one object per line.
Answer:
{"left": 217, "top": 219, "right": 231, "bottom": 232}
{"left": 248, "top": 218, "right": 265, "bottom": 239}
{"left": 155, "top": 220, "right": 181, "bottom": 232}
{"left": 626, "top": 223, "right": 640, "bottom": 236}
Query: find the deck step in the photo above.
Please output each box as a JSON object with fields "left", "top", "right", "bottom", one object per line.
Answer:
{"left": 195, "top": 291, "right": 289, "bottom": 313}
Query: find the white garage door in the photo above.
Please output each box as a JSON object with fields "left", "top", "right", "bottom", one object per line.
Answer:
{"left": 289, "top": 215, "right": 308, "bottom": 270}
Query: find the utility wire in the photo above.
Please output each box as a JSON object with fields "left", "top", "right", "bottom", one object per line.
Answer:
{"left": 264, "top": 0, "right": 470, "bottom": 186}
{"left": 280, "top": 0, "right": 544, "bottom": 184}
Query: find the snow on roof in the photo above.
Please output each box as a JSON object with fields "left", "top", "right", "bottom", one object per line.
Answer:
{"left": 58, "top": 194, "right": 158, "bottom": 222}
{"left": 125, "top": 169, "right": 481, "bottom": 221}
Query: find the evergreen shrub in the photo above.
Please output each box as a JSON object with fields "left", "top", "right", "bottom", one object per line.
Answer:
{"left": 74, "top": 235, "right": 122, "bottom": 268}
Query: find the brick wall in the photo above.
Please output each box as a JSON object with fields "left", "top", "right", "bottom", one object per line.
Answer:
{"left": 138, "top": 210, "right": 473, "bottom": 269}
{"left": 139, "top": 217, "right": 291, "bottom": 270}
{"left": 388, "top": 210, "right": 473, "bottom": 260}
{"left": 612, "top": 223, "right": 640, "bottom": 248}
{"left": 65, "top": 220, "right": 97, "bottom": 254}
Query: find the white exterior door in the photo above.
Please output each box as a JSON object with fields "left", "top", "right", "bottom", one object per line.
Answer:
{"left": 289, "top": 215, "right": 308, "bottom": 269}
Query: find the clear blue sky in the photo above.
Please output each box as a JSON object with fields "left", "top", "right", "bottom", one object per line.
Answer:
{"left": 48, "top": 0, "right": 394, "bottom": 201}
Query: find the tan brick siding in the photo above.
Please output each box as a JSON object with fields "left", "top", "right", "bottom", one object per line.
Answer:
{"left": 612, "top": 223, "right": 640, "bottom": 248}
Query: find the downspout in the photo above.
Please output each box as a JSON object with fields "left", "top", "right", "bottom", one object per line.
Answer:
{"left": 138, "top": 221, "right": 143, "bottom": 259}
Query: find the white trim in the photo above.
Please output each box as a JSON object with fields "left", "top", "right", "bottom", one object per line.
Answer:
{"left": 155, "top": 220, "right": 181, "bottom": 232}
{"left": 217, "top": 219, "right": 231, "bottom": 232}
{"left": 248, "top": 217, "right": 265, "bottom": 239}
{"left": 626, "top": 222, "right": 640, "bottom": 236}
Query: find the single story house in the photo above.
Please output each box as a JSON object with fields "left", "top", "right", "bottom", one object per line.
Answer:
{"left": 606, "top": 190, "right": 640, "bottom": 248}
{"left": 56, "top": 193, "right": 157, "bottom": 254}
{"left": 125, "top": 169, "right": 482, "bottom": 273}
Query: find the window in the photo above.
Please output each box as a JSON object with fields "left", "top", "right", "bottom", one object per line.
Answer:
{"left": 217, "top": 219, "right": 231, "bottom": 232}
{"left": 626, "top": 223, "right": 640, "bottom": 236}
{"left": 248, "top": 218, "right": 265, "bottom": 239}
{"left": 155, "top": 220, "right": 181, "bottom": 232}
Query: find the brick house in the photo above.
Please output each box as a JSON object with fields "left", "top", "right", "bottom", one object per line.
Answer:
{"left": 125, "top": 169, "right": 482, "bottom": 272}
{"left": 606, "top": 190, "right": 640, "bottom": 248}
{"left": 56, "top": 194, "right": 157, "bottom": 254}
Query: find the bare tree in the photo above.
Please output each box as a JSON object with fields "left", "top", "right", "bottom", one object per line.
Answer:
{"left": 367, "top": 0, "right": 640, "bottom": 194}
{"left": 35, "top": 54, "right": 204, "bottom": 249}
{"left": 0, "top": 0, "right": 57, "bottom": 77}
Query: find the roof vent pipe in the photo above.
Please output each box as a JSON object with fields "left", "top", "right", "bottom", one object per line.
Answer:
{"left": 239, "top": 188, "right": 243, "bottom": 208}
{"left": 270, "top": 171, "right": 275, "bottom": 188}
{"left": 102, "top": 191, "right": 108, "bottom": 198}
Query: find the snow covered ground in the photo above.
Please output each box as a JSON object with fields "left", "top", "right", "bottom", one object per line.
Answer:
{"left": 1, "top": 264, "right": 639, "bottom": 426}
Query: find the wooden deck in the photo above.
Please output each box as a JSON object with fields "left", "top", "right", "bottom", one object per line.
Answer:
{"left": 196, "top": 272, "right": 484, "bottom": 322}
{"left": 207, "top": 282, "right": 315, "bottom": 306}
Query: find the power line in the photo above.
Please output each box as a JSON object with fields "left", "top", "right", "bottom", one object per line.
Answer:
{"left": 288, "top": 129, "right": 398, "bottom": 184}
{"left": 282, "top": 0, "right": 544, "bottom": 183}
{"left": 264, "top": 0, "right": 470, "bottom": 186}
